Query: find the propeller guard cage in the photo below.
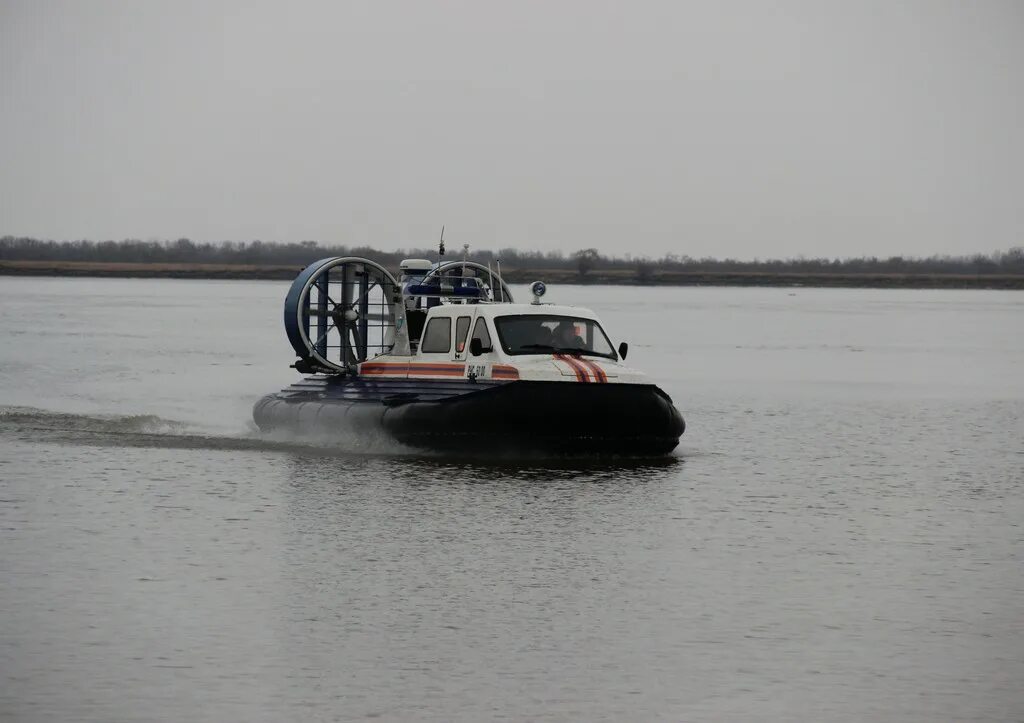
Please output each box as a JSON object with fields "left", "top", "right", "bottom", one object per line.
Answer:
{"left": 284, "top": 257, "right": 409, "bottom": 374}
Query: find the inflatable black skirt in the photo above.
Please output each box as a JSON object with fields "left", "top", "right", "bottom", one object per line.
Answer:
{"left": 253, "top": 376, "right": 685, "bottom": 455}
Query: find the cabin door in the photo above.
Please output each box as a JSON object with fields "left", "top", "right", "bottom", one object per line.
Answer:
{"left": 450, "top": 312, "right": 474, "bottom": 362}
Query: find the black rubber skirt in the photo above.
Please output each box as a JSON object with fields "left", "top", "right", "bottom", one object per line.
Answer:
{"left": 254, "top": 380, "right": 684, "bottom": 455}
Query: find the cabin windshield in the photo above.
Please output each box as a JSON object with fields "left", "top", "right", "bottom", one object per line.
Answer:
{"left": 493, "top": 315, "right": 616, "bottom": 359}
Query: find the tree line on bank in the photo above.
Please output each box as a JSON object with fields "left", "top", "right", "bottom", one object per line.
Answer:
{"left": 2, "top": 236, "right": 1022, "bottom": 277}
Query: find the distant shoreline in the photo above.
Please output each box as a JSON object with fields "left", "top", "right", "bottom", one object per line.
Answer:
{"left": 2, "top": 260, "right": 1023, "bottom": 289}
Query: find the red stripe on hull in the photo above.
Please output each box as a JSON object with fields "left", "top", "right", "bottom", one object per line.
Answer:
{"left": 555, "top": 354, "right": 589, "bottom": 382}
{"left": 360, "top": 363, "right": 410, "bottom": 376}
{"left": 491, "top": 365, "right": 520, "bottom": 380}
{"left": 577, "top": 358, "right": 608, "bottom": 383}
{"left": 405, "top": 362, "right": 466, "bottom": 368}
{"left": 359, "top": 362, "right": 467, "bottom": 378}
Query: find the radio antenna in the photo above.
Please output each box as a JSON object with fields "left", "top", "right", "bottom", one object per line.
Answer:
{"left": 438, "top": 225, "right": 446, "bottom": 258}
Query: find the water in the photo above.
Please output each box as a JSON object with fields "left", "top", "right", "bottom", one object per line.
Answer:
{"left": 1, "top": 277, "right": 1022, "bottom": 721}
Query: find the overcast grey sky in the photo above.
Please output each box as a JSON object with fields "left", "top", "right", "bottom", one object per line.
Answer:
{"left": 1, "top": 1, "right": 1021, "bottom": 258}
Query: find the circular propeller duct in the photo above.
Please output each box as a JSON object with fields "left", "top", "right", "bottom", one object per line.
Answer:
{"left": 284, "top": 257, "right": 405, "bottom": 373}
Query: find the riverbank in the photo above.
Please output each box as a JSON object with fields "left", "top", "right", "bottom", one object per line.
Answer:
{"left": 2, "top": 259, "right": 1023, "bottom": 289}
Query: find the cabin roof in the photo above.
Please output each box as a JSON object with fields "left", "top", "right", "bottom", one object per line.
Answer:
{"left": 424, "top": 302, "right": 600, "bottom": 321}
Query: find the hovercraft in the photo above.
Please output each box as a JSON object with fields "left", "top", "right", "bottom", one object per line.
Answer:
{"left": 253, "top": 252, "right": 685, "bottom": 454}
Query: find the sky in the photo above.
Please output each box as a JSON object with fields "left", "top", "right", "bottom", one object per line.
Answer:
{"left": 1, "top": 0, "right": 1022, "bottom": 259}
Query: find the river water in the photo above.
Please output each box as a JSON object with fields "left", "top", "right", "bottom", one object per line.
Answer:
{"left": 1, "top": 277, "right": 1022, "bottom": 721}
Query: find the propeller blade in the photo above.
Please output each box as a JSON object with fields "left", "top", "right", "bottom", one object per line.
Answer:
{"left": 310, "top": 322, "right": 337, "bottom": 349}
{"left": 349, "top": 282, "right": 379, "bottom": 309}
{"left": 350, "top": 327, "right": 365, "bottom": 361}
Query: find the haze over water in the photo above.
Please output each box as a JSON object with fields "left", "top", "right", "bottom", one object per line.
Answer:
{"left": 1, "top": 278, "right": 1022, "bottom": 721}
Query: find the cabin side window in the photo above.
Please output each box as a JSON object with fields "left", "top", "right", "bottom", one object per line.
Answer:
{"left": 420, "top": 317, "right": 452, "bottom": 353}
{"left": 454, "top": 316, "right": 471, "bottom": 353}
{"left": 471, "top": 317, "right": 492, "bottom": 350}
